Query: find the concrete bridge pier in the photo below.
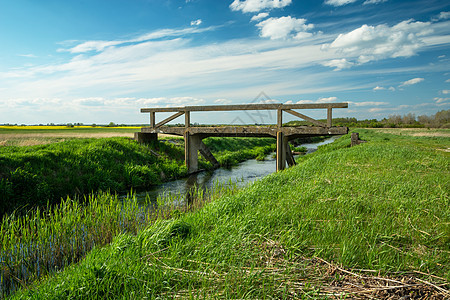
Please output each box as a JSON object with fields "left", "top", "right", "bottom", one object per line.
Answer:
{"left": 184, "top": 132, "right": 220, "bottom": 174}
{"left": 134, "top": 132, "right": 157, "bottom": 143}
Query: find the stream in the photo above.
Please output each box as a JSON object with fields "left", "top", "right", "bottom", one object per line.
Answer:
{"left": 132, "top": 135, "right": 341, "bottom": 204}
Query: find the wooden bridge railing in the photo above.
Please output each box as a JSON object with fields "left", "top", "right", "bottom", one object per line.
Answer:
{"left": 139, "top": 103, "right": 348, "bottom": 173}
{"left": 141, "top": 103, "right": 348, "bottom": 129}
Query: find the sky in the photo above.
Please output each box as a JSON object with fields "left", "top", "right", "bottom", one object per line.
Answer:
{"left": 0, "top": 0, "right": 449, "bottom": 125}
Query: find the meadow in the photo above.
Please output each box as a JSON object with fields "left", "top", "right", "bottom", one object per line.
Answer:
{"left": 4, "top": 128, "right": 449, "bottom": 299}
{"left": 0, "top": 126, "right": 276, "bottom": 216}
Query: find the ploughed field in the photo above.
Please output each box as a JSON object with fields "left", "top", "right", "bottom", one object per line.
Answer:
{"left": 1, "top": 127, "right": 449, "bottom": 299}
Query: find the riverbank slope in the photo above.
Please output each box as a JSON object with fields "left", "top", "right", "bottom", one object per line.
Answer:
{"left": 11, "top": 129, "right": 449, "bottom": 299}
{"left": 0, "top": 136, "right": 275, "bottom": 216}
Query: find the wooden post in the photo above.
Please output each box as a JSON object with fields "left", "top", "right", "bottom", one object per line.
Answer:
{"left": 277, "top": 109, "right": 283, "bottom": 128}
{"left": 185, "top": 133, "right": 201, "bottom": 173}
{"left": 327, "top": 106, "right": 332, "bottom": 128}
{"left": 185, "top": 111, "right": 190, "bottom": 128}
{"left": 150, "top": 112, "right": 155, "bottom": 128}
{"left": 276, "top": 131, "right": 286, "bottom": 171}
{"left": 351, "top": 132, "right": 361, "bottom": 146}
{"left": 285, "top": 139, "right": 296, "bottom": 167}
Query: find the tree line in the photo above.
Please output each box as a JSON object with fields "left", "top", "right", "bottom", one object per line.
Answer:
{"left": 332, "top": 109, "right": 449, "bottom": 128}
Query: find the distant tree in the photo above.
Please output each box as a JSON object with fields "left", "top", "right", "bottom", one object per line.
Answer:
{"left": 402, "top": 113, "right": 416, "bottom": 125}
{"left": 417, "top": 115, "right": 431, "bottom": 126}
{"left": 434, "top": 109, "right": 450, "bottom": 127}
{"left": 108, "top": 122, "right": 116, "bottom": 127}
{"left": 388, "top": 114, "right": 402, "bottom": 125}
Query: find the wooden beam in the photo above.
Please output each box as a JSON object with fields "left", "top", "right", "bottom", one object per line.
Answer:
{"left": 327, "top": 106, "right": 332, "bottom": 128}
{"left": 185, "top": 111, "right": 190, "bottom": 128}
{"left": 276, "top": 131, "right": 286, "bottom": 171}
{"left": 154, "top": 111, "right": 184, "bottom": 128}
{"left": 277, "top": 109, "right": 282, "bottom": 128}
{"left": 141, "top": 103, "right": 348, "bottom": 113}
{"left": 198, "top": 140, "right": 219, "bottom": 168}
{"left": 150, "top": 112, "right": 155, "bottom": 128}
{"left": 284, "top": 109, "right": 327, "bottom": 127}
{"left": 142, "top": 126, "right": 349, "bottom": 137}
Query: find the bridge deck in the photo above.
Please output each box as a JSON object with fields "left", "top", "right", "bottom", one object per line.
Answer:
{"left": 141, "top": 125, "right": 348, "bottom": 139}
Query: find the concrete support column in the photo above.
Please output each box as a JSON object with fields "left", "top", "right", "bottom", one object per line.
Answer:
{"left": 276, "top": 131, "right": 286, "bottom": 171}
{"left": 184, "top": 132, "right": 201, "bottom": 174}
{"left": 134, "top": 132, "right": 157, "bottom": 143}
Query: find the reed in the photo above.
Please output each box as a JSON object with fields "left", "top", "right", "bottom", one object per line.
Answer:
{"left": 0, "top": 180, "right": 238, "bottom": 298}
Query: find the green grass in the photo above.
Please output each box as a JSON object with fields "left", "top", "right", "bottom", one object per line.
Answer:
{"left": 8, "top": 129, "right": 448, "bottom": 298}
{"left": 0, "top": 137, "right": 275, "bottom": 216}
{"left": 0, "top": 182, "right": 238, "bottom": 298}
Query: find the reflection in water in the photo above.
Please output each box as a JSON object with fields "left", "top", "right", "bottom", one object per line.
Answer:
{"left": 134, "top": 136, "right": 340, "bottom": 204}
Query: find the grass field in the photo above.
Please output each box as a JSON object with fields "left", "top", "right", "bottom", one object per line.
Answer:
{"left": 0, "top": 126, "right": 142, "bottom": 147}
{"left": 5, "top": 128, "right": 448, "bottom": 299}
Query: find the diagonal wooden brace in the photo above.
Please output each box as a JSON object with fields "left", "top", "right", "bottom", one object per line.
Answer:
{"left": 199, "top": 140, "right": 220, "bottom": 168}
{"left": 284, "top": 109, "right": 327, "bottom": 127}
{"left": 155, "top": 111, "right": 184, "bottom": 128}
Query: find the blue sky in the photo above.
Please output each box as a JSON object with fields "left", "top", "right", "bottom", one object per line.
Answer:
{"left": 0, "top": 0, "right": 449, "bottom": 125}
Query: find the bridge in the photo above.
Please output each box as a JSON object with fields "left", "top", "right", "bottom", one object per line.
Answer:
{"left": 136, "top": 103, "right": 348, "bottom": 173}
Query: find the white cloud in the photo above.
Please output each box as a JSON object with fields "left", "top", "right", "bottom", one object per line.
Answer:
{"left": 295, "top": 97, "right": 338, "bottom": 104}
{"left": 321, "top": 20, "right": 433, "bottom": 67}
{"left": 437, "top": 11, "right": 450, "bottom": 20}
{"left": 324, "top": 0, "right": 357, "bottom": 7}
{"left": 373, "top": 86, "right": 385, "bottom": 91}
{"left": 190, "top": 19, "right": 202, "bottom": 26}
{"left": 318, "top": 96, "right": 338, "bottom": 102}
{"left": 446, "top": 79, "right": 450, "bottom": 83}
{"left": 214, "top": 98, "right": 232, "bottom": 104}
{"left": 442, "top": 90, "right": 450, "bottom": 94}
{"left": 363, "top": 0, "right": 387, "bottom": 4}
{"left": 230, "top": 0, "right": 292, "bottom": 13}
{"left": 18, "top": 54, "right": 38, "bottom": 58}
{"left": 399, "top": 77, "right": 424, "bottom": 87}
{"left": 348, "top": 101, "right": 389, "bottom": 106}
{"left": 63, "top": 26, "right": 215, "bottom": 53}
{"left": 434, "top": 97, "right": 449, "bottom": 104}
{"left": 321, "top": 58, "right": 354, "bottom": 70}
{"left": 251, "top": 12, "right": 269, "bottom": 22}
{"left": 389, "top": 86, "right": 396, "bottom": 91}
{"left": 256, "top": 16, "right": 314, "bottom": 40}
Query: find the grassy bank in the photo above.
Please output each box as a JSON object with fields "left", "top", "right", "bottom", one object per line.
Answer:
{"left": 0, "top": 136, "right": 275, "bottom": 216}
{"left": 8, "top": 129, "right": 449, "bottom": 299}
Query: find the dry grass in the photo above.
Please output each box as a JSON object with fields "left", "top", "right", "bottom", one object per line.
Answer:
{"left": 151, "top": 236, "right": 449, "bottom": 299}
{"left": 0, "top": 133, "right": 177, "bottom": 146}
{"left": 368, "top": 128, "right": 450, "bottom": 137}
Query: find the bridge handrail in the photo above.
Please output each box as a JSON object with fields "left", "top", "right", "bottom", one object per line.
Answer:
{"left": 141, "top": 102, "right": 348, "bottom": 129}
{"left": 140, "top": 103, "right": 347, "bottom": 113}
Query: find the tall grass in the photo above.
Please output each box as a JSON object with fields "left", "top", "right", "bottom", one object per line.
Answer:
{"left": 9, "top": 129, "right": 448, "bottom": 299}
{"left": 0, "top": 180, "right": 238, "bottom": 298}
{"left": 0, "top": 137, "right": 275, "bottom": 216}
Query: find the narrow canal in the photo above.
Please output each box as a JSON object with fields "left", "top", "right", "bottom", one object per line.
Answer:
{"left": 134, "top": 135, "right": 341, "bottom": 204}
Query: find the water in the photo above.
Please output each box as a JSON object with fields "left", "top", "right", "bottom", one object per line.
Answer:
{"left": 133, "top": 136, "right": 340, "bottom": 204}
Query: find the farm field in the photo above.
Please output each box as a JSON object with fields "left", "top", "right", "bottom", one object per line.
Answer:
{"left": 4, "top": 128, "right": 449, "bottom": 299}
{"left": 0, "top": 126, "right": 142, "bottom": 147}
